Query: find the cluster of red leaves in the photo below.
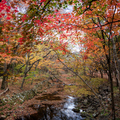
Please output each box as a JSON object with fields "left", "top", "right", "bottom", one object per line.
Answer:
{"left": 40, "top": 0, "right": 46, "bottom": 2}
{"left": 0, "top": 0, "right": 18, "bottom": 20}
{"left": 21, "top": 14, "right": 28, "bottom": 22}
{"left": 50, "top": 41, "right": 69, "bottom": 55}
{"left": 83, "top": 55, "right": 88, "bottom": 60}
{"left": 34, "top": 20, "right": 42, "bottom": 25}
{"left": 0, "top": 0, "right": 8, "bottom": 18}
{"left": 18, "top": 37, "right": 24, "bottom": 45}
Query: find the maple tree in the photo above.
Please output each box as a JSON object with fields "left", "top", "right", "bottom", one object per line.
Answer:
{"left": 63, "top": 0, "right": 120, "bottom": 119}
{"left": 19, "top": 43, "right": 56, "bottom": 89}
{"left": 0, "top": 0, "right": 120, "bottom": 119}
{"left": 0, "top": 0, "right": 68, "bottom": 88}
{"left": 41, "top": 0, "right": 120, "bottom": 119}
{"left": 0, "top": 0, "right": 66, "bottom": 89}
{"left": 0, "top": 0, "right": 22, "bottom": 89}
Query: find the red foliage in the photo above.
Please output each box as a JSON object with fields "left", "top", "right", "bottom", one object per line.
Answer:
{"left": 18, "top": 37, "right": 24, "bottom": 45}
{"left": 6, "top": 16, "right": 11, "bottom": 20}
{"left": 83, "top": 55, "right": 88, "bottom": 60}
{"left": 117, "top": 3, "right": 120, "bottom": 6}
{"left": 21, "top": 14, "right": 28, "bottom": 22}
{"left": 40, "top": 0, "right": 46, "bottom": 2}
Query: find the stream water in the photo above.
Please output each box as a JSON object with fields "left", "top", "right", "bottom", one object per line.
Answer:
{"left": 61, "top": 96, "right": 84, "bottom": 120}
{"left": 16, "top": 95, "right": 84, "bottom": 120}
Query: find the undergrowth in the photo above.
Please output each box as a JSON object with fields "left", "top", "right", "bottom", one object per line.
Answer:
{"left": 64, "top": 75, "right": 108, "bottom": 97}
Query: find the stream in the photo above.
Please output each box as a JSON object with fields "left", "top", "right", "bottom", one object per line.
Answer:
{"left": 61, "top": 96, "right": 84, "bottom": 120}
{"left": 16, "top": 95, "right": 84, "bottom": 120}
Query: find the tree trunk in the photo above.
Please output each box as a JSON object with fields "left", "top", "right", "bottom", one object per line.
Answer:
{"left": 107, "top": 53, "right": 115, "bottom": 120}
{"left": 100, "top": 69, "right": 103, "bottom": 78}
{"left": 12, "top": 63, "right": 15, "bottom": 85}
{"left": 118, "top": 60, "right": 120, "bottom": 90}
{"left": 20, "top": 61, "right": 28, "bottom": 89}
{"left": 115, "top": 72, "right": 119, "bottom": 87}
{"left": 108, "top": 68, "right": 115, "bottom": 120}
{"left": 83, "top": 66, "right": 86, "bottom": 75}
{"left": 1, "top": 76, "right": 8, "bottom": 89}
{"left": 20, "top": 53, "right": 30, "bottom": 89}
{"left": 89, "top": 69, "right": 93, "bottom": 77}
{"left": 20, "top": 72, "right": 27, "bottom": 89}
{"left": 112, "top": 38, "right": 120, "bottom": 92}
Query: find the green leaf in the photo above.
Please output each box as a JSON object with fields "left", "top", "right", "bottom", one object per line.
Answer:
{"left": 74, "top": 0, "right": 78, "bottom": 4}
{"left": 68, "top": 1, "right": 72, "bottom": 5}
{"left": 64, "top": 1, "right": 67, "bottom": 4}
{"left": 74, "top": 6, "right": 77, "bottom": 11}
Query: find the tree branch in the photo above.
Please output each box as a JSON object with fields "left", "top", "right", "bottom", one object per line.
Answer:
{"left": 55, "top": 52, "right": 105, "bottom": 111}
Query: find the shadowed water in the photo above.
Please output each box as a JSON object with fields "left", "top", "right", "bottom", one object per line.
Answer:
{"left": 35, "top": 93, "right": 62, "bottom": 100}
{"left": 15, "top": 95, "right": 84, "bottom": 120}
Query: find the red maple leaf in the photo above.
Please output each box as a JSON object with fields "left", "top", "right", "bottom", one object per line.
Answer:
{"left": 6, "top": 16, "right": 11, "bottom": 20}
{"left": 21, "top": 14, "right": 27, "bottom": 22}
{"left": 40, "top": 0, "right": 46, "bottom": 2}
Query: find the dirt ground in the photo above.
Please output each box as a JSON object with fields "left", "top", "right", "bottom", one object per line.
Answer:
{"left": 0, "top": 71, "right": 120, "bottom": 120}
{"left": 0, "top": 72, "right": 74, "bottom": 120}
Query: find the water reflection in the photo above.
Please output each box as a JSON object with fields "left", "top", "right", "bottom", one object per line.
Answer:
{"left": 35, "top": 93, "right": 62, "bottom": 101}
{"left": 15, "top": 95, "right": 84, "bottom": 120}
{"left": 61, "top": 96, "right": 83, "bottom": 119}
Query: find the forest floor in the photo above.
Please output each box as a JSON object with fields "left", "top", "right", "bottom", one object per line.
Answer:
{"left": 0, "top": 69, "right": 120, "bottom": 120}
{"left": 0, "top": 70, "right": 74, "bottom": 120}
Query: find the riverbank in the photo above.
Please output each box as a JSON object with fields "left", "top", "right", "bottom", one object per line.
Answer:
{"left": 0, "top": 71, "right": 120, "bottom": 120}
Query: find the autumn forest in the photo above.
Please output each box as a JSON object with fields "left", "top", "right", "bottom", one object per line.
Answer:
{"left": 0, "top": 0, "right": 120, "bottom": 120}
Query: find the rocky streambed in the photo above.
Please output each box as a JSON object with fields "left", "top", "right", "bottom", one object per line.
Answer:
{"left": 15, "top": 84, "right": 111, "bottom": 120}
{"left": 0, "top": 78, "right": 112, "bottom": 120}
{"left": 15, "top": 96, "right": 84, "bottom": 120}
{"left": 72, "top": 84, "right": 111, "bottom": 120}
